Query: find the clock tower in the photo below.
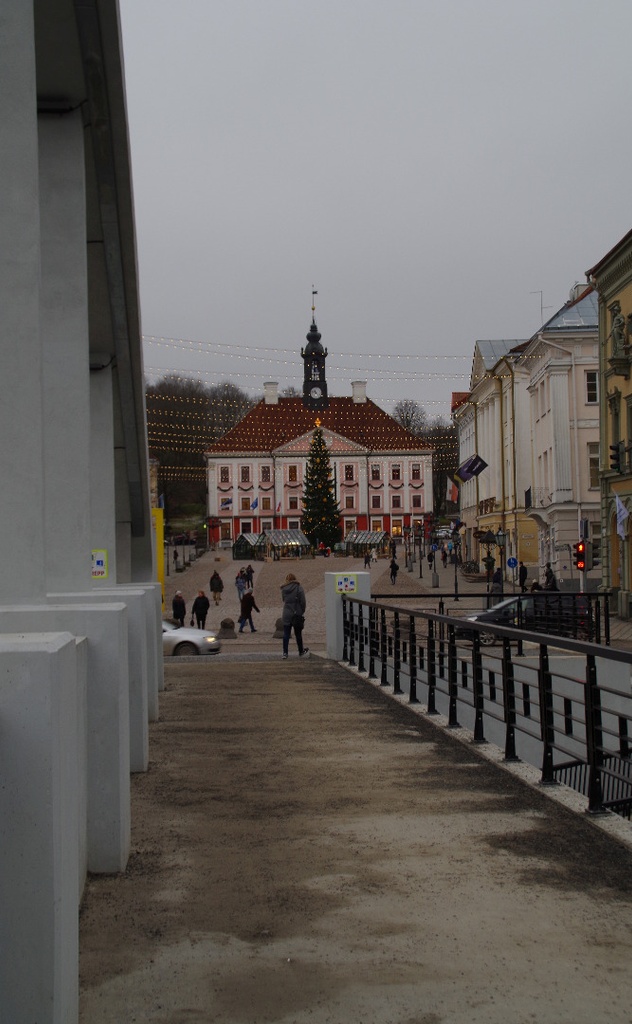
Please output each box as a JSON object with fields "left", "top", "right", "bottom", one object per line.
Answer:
{"left": 301, "top": 296, "right": 329, "bottom": 410}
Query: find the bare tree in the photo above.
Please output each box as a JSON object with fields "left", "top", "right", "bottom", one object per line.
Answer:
{"left": 392, "top": 398, "right": 428, "bottom": 436}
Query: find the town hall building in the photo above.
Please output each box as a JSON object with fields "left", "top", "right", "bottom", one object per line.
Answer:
{"left": 205, "top": 313, "right": 434, "bottom": 544}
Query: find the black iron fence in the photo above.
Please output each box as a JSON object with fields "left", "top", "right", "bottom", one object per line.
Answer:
{"left": 341, "top": 595, "right": 632, "bottom": 818}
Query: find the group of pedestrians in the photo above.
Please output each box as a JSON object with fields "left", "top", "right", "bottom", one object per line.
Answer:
{"left": 169, "top": 562, "right": 309, "bottom": 659}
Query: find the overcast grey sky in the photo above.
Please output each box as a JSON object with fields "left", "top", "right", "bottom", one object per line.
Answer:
{"left": 119, "top": 0, "right": 632, "bottom": 417}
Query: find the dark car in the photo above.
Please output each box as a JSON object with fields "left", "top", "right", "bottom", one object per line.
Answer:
{"left": 456, "top": 593, "right": 594, "bottom": 647}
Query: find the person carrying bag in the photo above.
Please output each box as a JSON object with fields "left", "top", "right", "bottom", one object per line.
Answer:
{"left": 280, "top": 572, "right": 309, "bottom": 659}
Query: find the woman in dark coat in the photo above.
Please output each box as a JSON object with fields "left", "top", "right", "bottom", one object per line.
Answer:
{"left": 192, "top": 590, "right": 210, "bottom": 629}
{"left": 280, "top": 573, "right": 308, "bottom": 658}
{"left": 172, "top": 590, "right": 186, "bottom": 627}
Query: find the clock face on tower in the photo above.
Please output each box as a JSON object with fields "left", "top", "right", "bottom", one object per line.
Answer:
{"left": 310, "top": 386, "right": 322, "bottom": 399}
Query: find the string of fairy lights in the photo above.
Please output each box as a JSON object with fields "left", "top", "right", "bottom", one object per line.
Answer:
{"left": 144, "top": 334, "right": 463, "bottom": 483}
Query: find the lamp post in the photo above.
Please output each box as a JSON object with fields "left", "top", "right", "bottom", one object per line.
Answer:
{"left": 451, "top": 527, "right": 460, "bottom": 601}
{"left": 495, "top": 527, "right": 506, "bottom": 576}
{"left": 417, "top": 527, "right": 423, "bottom": 579}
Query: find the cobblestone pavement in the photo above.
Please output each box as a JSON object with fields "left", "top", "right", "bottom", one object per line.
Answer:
{"left": 164, "top": 547, "right": 632, "bottom": 655}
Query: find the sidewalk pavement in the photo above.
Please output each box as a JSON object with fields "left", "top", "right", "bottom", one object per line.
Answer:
{"left": 79, "top": 651, "right": 632, "bottom": 1023}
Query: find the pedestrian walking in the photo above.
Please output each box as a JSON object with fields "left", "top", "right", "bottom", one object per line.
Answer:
{"left": 280, "top": 572, "right": 309, "bottom": 659}
{"left": 192, "top": 590, "right": 210, "bottom": 629}
{"left": 172, "top": 590, "right": 186, "bottom": 627}
{"left": 491, "top": 567, "right": 503, "bottom": 605}
{"left": 209, "top": 570, "right": 224, "bottom": 605}
{"left": 245, "top": 564, "right": 255, "bottom": 589}
{"left": 173, "top": 548, "right": 179, "bottom": 570}
{"left": 235, "top": 569, "right": 247, "bottom": 601}
{"left": 518, "top": 561, "right": 528, "bottom": 593}
{"left": 441, "top": 548, "right": 448, "bottom": 568}
{"left": 238, "top": 590, "right": 260, "bottom": 633}
{"left": 543, "top": 563, "right": 558, "bottom": 591}
{"left": 389, "top": 557, "right": 399, "bottom": 584}
{"left": 364, "top": 552, "right": 371, "bottom": 569}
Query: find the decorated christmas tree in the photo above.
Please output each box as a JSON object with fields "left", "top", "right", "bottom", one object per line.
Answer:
{"left": 301, "top": 424, "right": 342, "bottom": 549}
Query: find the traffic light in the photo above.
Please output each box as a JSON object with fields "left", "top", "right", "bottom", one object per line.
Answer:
{"left": 610, "top": 442, "right": 623, "bottom": 472}
{"left": 573, "top": 540, "right": 586, "bottom": 571}
{"left": 591, "top": 539, "right": 601, "bottom": 568}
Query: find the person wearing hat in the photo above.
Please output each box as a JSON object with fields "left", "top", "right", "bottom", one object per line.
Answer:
{"left": 172, "top": 590, "right": 186, "bottom": 628}
{"left": 280, "top": 572, "right": 309, "bottom": 659}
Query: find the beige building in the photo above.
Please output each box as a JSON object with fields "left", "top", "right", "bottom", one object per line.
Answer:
{"left": 587, "top": 230, "right": 632, "bottom": 614}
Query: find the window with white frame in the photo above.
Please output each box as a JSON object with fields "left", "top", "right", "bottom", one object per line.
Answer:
{"left": 391, "top": 464, "right": 401, "bottom": 481}
{"left": 412, "top": 494, "right": 422, "bottom": 508}
{"left": 585, "top": 371, "right": 598, "bottom": 405}
{"left": 288, "top": 519, "right": 299, "bottom": 530}
{"left": 240, "top": 465, "right": 250, "bottom": 483}
{"left": 411, "top": 463, "right": 421, "bottom": 480}
{"left": 588, "top": 442, "right": 599, "bottom": 489}
{"left": 371, "top": 494, "right": 381, "bottom": 509}
{"left": 345, "top": 495, "right": 354, "bottom": 509}
{"left": 240, "top": 497, "right": 250, "bottom": 511}
{"left": 371, "top": 464, "right": 381, "bottom": 480}
{"left": 261, "top": 497, "right": 271, "bottom": 511}
{"left": 261, "top": 465, "right": 271, "bottom": 482}
{"left": 289, "top": 496, "right": 298, "bottom": 510}
{"left": 392, "top": 494, "right": 401, "bottom": 509}
{"left": 288, "top": 465, "right": 298, "bottom": 482}
{"left": 220, "top": 466, "right": 230, "bottom": 483}
{"left": 344, "top": 464, "right": 354, "bottom": 481}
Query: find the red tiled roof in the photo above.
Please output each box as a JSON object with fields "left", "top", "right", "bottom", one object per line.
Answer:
{"left": 206, "top": 397, "right": 430, "bottom": 455}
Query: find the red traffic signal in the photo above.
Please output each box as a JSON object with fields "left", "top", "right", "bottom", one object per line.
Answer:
{"left": 574, "top": 540, "right": 586, "bottom": 571}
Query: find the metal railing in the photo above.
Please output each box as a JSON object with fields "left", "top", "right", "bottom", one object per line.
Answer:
{"left": 341, "top": 595, "right": 632, "bottom": 817}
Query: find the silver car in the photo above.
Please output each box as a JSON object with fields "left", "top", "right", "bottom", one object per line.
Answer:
{"left": 162, "top": 620, "right": 221, "bottom": 657}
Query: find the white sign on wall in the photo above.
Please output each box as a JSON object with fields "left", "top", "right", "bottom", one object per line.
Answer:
{"left": 335, "top": 574, "right": 357, "bottom": 593}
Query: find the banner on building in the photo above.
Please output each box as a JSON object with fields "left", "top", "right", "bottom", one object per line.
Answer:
{"left": 616, "top": 495, "right": 629, "bottom": 539}
{"left": 446, "top": 477, "right": 458, "bottom": 504}
{"left": 455, "top": 454, "right": 488, "bottom": 483}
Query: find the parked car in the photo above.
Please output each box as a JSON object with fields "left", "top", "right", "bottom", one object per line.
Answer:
{"left": 455, "top": 593, "right": 594, "bottom": 647}
{"left": 162, "top": 620, "right": 221, "bottom": 657}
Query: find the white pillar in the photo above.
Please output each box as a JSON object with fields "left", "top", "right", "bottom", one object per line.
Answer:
{"left": 39, "top": 111, "right": 91, "bottom": 592}
{"left": 0, "top": 633, "right": 81, "bottom": 1024}
{"left": 0, "top": 0, "right": 46, "bottom": 604}
{"left": 90, "top": 363, "right": 118, "bottom": 583}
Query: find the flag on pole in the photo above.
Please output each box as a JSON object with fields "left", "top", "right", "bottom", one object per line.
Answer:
{"left": 454, "top": 454, "right": 488, "bottom": 483}
{"left": 616, "top": 495, "right": 629, "bottom": 539}
{"left": 276, "top": 501, "right": 282, "bottom": 513}
{"left": 250, "top": 498, "right": 258, "bottom": 511}
{"left": 220, "top": 497, "right": 233, "bottom": 510}
{"left": 446, "top": 477, "right": 458, "bottom": 504}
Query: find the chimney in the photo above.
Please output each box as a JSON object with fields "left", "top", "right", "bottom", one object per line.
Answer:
{"left": 263, "top": 381, "right": 278, "bottom": 405}
{"left": 351, "top": 380, "right": 367, "bottom": 403}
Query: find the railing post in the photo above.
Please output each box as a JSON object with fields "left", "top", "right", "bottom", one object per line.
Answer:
{"left": 447, "top": 624, "right": 460, "bottom": 728}
{"left": 538, "top": 643, "right": 557, "bottom": 785}
{"left": 368, "top": 605, "right": 377, "bottom": 679}
{"left": 380, "top": 608, "right": 388, "bottom": 686}
{"left": 409, "top": 615, "right": 419, "bottom": 704}
{"left": 427, "top": 618, "right": 438, "bottom": 714}
{"left": 348, "top": 601, "right": 356, "bottom": 667}
{"left": 584, "top": 653, "right": 607, "bottom": 814}
{"left": 501, "top": 637, "right": 519, "bottom": 761}
{"left": 341, "top": 596, "right": 348, "bottom": 663}
{"left": 393, "top": 611, "right": 402, "bottom": 694}
{"left": 357, "top": 603, "right": 365, "bottom": 674}
{"left": 472, "top": 634, "right": 486, "bottom": 743}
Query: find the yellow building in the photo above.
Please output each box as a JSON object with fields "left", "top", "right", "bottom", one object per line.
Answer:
{"left": 587, "top": 230, "right": 632, "bottom": 616}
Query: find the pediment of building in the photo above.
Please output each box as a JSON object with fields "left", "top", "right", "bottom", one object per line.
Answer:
{"left": 274, "top": 428, "right": 369, "bottom": 456}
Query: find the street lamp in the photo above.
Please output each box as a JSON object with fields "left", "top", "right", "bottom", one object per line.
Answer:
{"left": 495, "top": 527, "right": 506, "bottom": 574}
